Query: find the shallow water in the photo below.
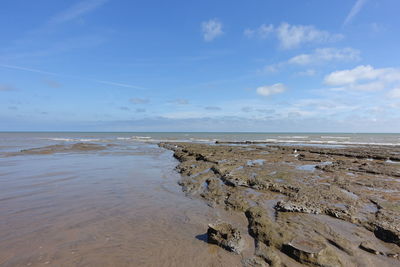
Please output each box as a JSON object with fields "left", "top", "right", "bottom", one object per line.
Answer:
{"left": 0, "top": 134, "right": 241, "bottom": 266}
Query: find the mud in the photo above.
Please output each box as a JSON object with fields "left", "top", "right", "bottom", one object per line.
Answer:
{"left": 160, "top": 142, "right": 400, "bottom": 266}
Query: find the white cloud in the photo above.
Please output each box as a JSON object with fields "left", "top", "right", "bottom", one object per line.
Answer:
{"left": 261, "top": 47, "right": 360, "bottom": 74}
{"left": 324, "top": 65, "right": 398, "bottom": 86}
{"left": 324, "top": 65, "right": 400, "bottom": 92}
{"left": 288, "top": 48, "right": 360, "bottom": 65}
{"left": 344, "top": 0, "right": 368, "bottom": 25}
{"left": 352, "top": 82, "right": 385, "bottom": 91}
{"left": 388, "top": 88, "right": 400, "bottom": 98}
{"left": 244, "top": 24, "right": 274, "bottom": 39}
{"left": 276, "top": 23, "right": 343, "bottom": 49}
{"left": 256, "top": 83, "right": 287, "bottom": 96}
{"left": 202, "top": 19, "right": 223, "bottom": 42}
{"left": 245, "top": 22, "right": 343, "bottom": 49}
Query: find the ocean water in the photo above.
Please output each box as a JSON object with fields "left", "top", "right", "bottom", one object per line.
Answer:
{"left": 1, "top": 132, "right": 400, "bottom": 154}
{"left": 0, "top": 132, "right": 399, "bottom": 266}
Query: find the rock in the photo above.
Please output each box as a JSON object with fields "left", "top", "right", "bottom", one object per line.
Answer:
{"left": 200, "top": 177, "right": 227, "bottom": 205}
{"left": 255, "top": 242, "right": 282, "bottom": 267}
{"left": 245, "top": 206, "right": 292, "bottom": 249}
{"left": 283, "top": 237, "right": 326, "bottom": 262}
{"left": 275, "top": 200, "right": 321, "bottom": 214}
{"left": 359, "top": 241, "right": 400, "bottom": 258}
{"left": 225, "top": 192, "right": 249, "bottom": 211}
{"left": 282, "top": 237, "right": 344, "bottom": 267}
{"left": 359, "top": 241, "right": 380, "bottom": 255}
{"left": 207, "top": 222, "right": 245, "bottom": 254}
{"left": 242, "top": 257, "right": 269, "bottom": 267}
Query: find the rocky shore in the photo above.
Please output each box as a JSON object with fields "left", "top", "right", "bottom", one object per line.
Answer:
{"left": 159, "top": 141, "right": 400, "bottom": 266}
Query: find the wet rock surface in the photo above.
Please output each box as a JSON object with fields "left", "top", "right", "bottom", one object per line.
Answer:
{"left": 207, "top": 222, "right": 245, "bottom": 254}
{"left": 160, "top": 142, "right": 400, "bottom": 266}
{"left": 10, "top": 143, "right": 108, "bottom": 155}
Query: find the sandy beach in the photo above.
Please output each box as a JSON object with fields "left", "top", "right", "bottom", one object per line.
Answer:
{"left": 0, "top": 133, "right": 399, "bottom": 266}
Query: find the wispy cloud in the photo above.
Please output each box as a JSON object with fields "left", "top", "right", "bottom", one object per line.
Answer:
{"left": 130, "top": 98, "right": 150, "bottom": 104}
{"left": 204, "top": 106, "right": 222, "bottom": 111}
{"left": 288, "top": 47, "right": 360, "bottom": 65}
{"left": 168, "top": 99, "right": 190, "bottom": 105}
{"left": 48, "top": 0, "right": 108, "bottom": 25}
{"left": 202, "top": 19, "right": 223, "bottom": 42}
{"left": 387, "top": 88, "right": 400, "bottom": 98}
{"left": 244, "top": 24, "right": 274, "bottom": 39}
{"left": 0, "top": 64, "right": 145, "bottom": 90}
{"left": 276, "top": 23, "right": 343, "bottom": 49}
{"left": 245, "top": 22, "right": 343, "bottom": 49}
{"left": 1, "top": 0, "right": 109, "bottom": 62}
{"left": 261, "top": 47, "right": 360, "bottom": 74}
{"left": 256, "top": 83, "right": 287, "bottom": 96}
{"left": 0, "top": 64, "right": 57, "bottom": 76}
{"left": 0, "top": 84, "right": 17, "bottom": 91}
{"left": 95, "top": 80, "right": 145, "bottom": 90}
{"left": 344, "top": 0, "right": 368, "bottom": 25}
{"left": 42, "top": 79, "right": 62, "bottom": 88}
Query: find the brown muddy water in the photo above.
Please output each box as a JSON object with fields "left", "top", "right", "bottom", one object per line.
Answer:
{"left": 0, "top": 133, "right": 243, "bottom": 266}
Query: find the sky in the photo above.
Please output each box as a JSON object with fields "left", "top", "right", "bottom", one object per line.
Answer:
{"left": 1, "top": 0, "right": 400, "bottom": 132}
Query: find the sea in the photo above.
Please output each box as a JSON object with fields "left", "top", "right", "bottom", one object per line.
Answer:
{"left": 0, "top": 132, "right": 399, "bottom": 266}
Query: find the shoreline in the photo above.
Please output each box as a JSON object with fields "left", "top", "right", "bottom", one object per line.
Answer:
{"left": 160, "top": 141, "right": 400, "bottom": 266}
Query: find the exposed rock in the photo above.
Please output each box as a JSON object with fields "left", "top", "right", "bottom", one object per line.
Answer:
{"left": 359, "top": 241, "right": 380, "bottom": 255}
{"left": 225, "top": 191, "right": 250, "bottom": 211}
{"left": 282, "top": 238, "right": 326, "bottom": 264}
{"left": 255, "top": 242, "right": 282, "bottom": 267}
{"left": 159, "top": 141, "right": 400, "bottom": 266}
{"left": 207, "top": 222, "right": 245, "bottom": 254}
{"left": 275, "top": 201, "right": 321, "bottom": 214}
{"left": 17, "top": 143, "right": 107, "bottom": 155}
{"left": 245, "top": 206, "right": 292, "bottom": 249}
{"left": 242, "top": 256, "right": 269, "bottom": 267}
{"left": 282, "top": 238, "right": 344, "bottom": 267}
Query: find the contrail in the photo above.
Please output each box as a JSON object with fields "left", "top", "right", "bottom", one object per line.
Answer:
{"left": 344, "top": 0, "right": 368, "bottom": 25}
{"left": 0, "top": 64, "right": 145, "bottom": 90}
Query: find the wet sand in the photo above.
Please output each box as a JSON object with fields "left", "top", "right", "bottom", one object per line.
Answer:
{"left": 0, "top": 142, "right": 243, "bottom": 266}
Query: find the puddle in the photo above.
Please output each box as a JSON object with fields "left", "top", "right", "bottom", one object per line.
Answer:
{"left": 386, "top": 159, "right": 400, "bottom": 164}
{"left": 365, "top": 187, "right": 398, "bottom": 193}
{"left": 363, "top": 203, "right": 378, "bottom": 213}
{"left": 191, "top": 168, "right": 211, "bottom": 178}
{"left": 340, "top": 189, "right": 359, "bottom": 200}
{"left": 247, "top": 159, "right": 265, "bottom": 166}
{"left": 332, "top": 203, "right": 347, "bottom": 209}
{"left": 296, "top": 164, "right": 317, "bottom": 172}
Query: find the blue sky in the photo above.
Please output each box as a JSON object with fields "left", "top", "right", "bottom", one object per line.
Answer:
{"left": 1, "top": 0, "right": 400, "bottom": 132}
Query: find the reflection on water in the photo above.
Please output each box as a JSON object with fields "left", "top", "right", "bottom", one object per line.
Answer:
{"left": 0, "top": 135, "right": 240, "bottom": 266}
